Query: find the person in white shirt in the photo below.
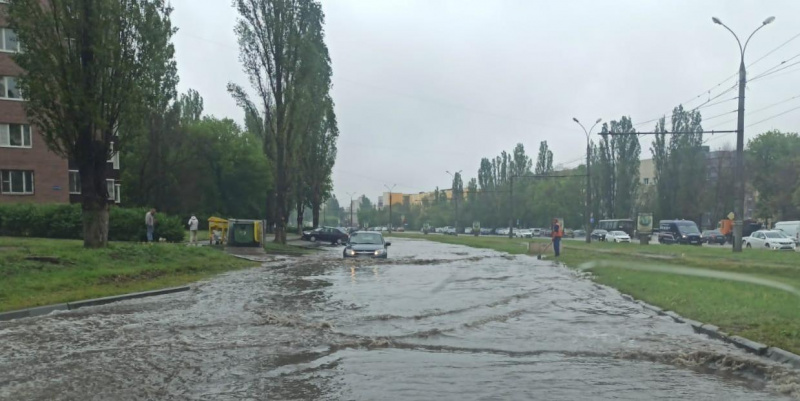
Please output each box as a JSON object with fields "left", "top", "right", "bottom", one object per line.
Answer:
{"left": 188, "top": 215, "right": 199, "bottom": 245}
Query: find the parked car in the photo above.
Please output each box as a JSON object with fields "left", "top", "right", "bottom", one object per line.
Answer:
{"left": 302, "top": 226, "right": 350, "bottom": 245}
{"left": 658, "top": 220, "right": 702, "bottom": 245}
{"left": 591, "top": 229, "right": 608, "bottom": 241}
{"left": 435, "top": 227, "right": 444, "bottom": 233}
{"left": 514, "top": 229, "right": 532, "bottom": 238}
{"left": 531, "top": 228, "right": 542, "bottom": 237}
{"left": 464, "top": 227, "right": 473, "bottom": 235}
{"left": 743, "top": 230, "right": 797, "bottom": 251}
{"left": 542, "top": 229, "right": 552, "bottom": 237}
{"left": 774, "top": 221, "right": 800, "bottom": 245}
{"left": 701, "top": 230, "right": 726, "bottom": 245}
{"left": 444, "top": 227, "right": 457, "bottom": 235}
{"left": 480, "top": 227, "right": 492, "bottom": 235}
{"left": 496, "top": 227, "right": 509, "bottom": 236}
{"left": 606, "top": 230, "right": 631, "bottom": 243}
{"left": 343, "top": 231, "right": 391, "bottom": 259}
{"left": 573, "top": 229, "right": 586, "bottom": 237}
{"left": 563, "top": 229, "right": 575, "bottom": 238}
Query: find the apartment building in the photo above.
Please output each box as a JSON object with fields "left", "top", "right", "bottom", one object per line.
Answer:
{"left": 0, "top": 2, "right": 120, "bottom": 205}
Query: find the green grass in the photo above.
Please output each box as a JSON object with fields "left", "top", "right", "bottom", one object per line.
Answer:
{"left": 393, "top": 233, "right": 800, "bottom": 354}
{"left": 0, "top": 236, "right": 256, "bottom": 313}
{"left": 184, "top": 229, "right": 210, "bottom": 243}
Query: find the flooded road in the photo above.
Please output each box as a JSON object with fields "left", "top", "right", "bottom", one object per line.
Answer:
{"left": 1, "top": 238, "right": 799, "bottom": 400}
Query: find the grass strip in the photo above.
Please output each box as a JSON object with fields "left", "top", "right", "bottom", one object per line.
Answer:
{"left": 0, "top": 236, "right": 256, "bottom": 313}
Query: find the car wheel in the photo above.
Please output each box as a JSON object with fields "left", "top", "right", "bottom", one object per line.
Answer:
{"left": 746, "top": 243, "right": 751, "bottom": 248}
{"left": 310, "top": 236, "right": 317, "bottom": 242}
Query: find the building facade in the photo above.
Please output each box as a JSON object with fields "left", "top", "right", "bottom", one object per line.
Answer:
{"left": 0, "top": 3, "right": 120, "bottom": 205}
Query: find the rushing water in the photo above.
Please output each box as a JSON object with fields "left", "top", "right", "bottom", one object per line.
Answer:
{"left": 1, "top": 238, "right": 799, "bottom": 400}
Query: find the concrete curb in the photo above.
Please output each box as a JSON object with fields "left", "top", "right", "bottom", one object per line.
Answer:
{"left": 623, "top": 294, "right": 800, "bottom": 369}
{"left": 0, "top": 286, "right": 191, "bottom": 322}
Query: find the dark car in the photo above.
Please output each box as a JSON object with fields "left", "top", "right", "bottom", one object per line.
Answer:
{"left": 574, "top": 229, "right": 587, "bottom": 237}
{"left": 701, "top": 230, "right": 726, "bottom": 245}
{"left": 658, "top": 220, "right": 702, "bottom": 245}
{"left": 343, "top": 231, "right": 391, "bottom": 259}
{"left": 591, "top": 229, "right": 608, "bottom": 241}
{"left": 302, "top": 226, "right": 349, "bottom": 245}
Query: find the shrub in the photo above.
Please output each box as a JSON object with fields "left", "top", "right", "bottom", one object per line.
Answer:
{"left": 0, "top": 204, "right": 184, "bottom": 242}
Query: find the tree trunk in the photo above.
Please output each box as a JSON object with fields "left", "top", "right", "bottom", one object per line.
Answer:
{"left": 80, "top": 160, "right": 110, "bottom": 248}
{"left": 312, "top": 203, "right": 320, "bottom": 228}
{"left": 296, "top": 201, "right": 304, "bottom": 235}
{"left": 274, "top": 167, "right": 288, "bottom": 244}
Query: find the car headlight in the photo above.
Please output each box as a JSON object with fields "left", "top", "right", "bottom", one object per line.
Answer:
{"left": 374, "top": 249, "right": 386, "bottom": 256}
{"left": 682, "top": 234, "right": 687, "bottom": 238}
{"left": 347, "top": 249, "right": 356, "bottom": 256}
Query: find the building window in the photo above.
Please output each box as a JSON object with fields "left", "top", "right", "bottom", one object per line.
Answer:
{"left": 0, "top": 124, "right": 31, "bottom": 148}
{"left": 0, "top": 29, "right": 20, "bottom": 53}
{"left": 0, "top": 76, "right": 21, "bottom": 99}
{"left": 108, "top": 141, "right": 120, "bottom": 170}
{"left": 106, "top": 179, "right": 115, "bottom": 201}
{"left": 114, "top": 184, "right": 121, "bottom": 204}
{"left": 643, "top": 178, "right": 650, "bottom": 185}
{"left": 1, "top": 170, "right": 34, "bottom": 194}
{"left": 69, "top": 170, "right": 81, "bottom": 194}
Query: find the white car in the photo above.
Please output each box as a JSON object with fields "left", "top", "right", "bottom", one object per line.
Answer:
{"left": 606, "top": 230, "right": 631, "bottom": 243}
{"left": 496, "top": 227, "right": 508, "bottom": 236}
{"left": 743, "top": 230, "right": 797, "bottom": 251}
{"left": 514, "top": 229, "right": 532, "bottom": 238}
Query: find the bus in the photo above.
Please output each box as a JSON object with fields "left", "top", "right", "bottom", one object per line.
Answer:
{"left": 597, "top": 219, "right": 635, "bottom": 237}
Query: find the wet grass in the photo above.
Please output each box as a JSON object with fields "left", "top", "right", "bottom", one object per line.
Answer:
{"left": 393, "top": 233, "right": 800, "bottom": 355}
{"left": 0, "top": 236, "right": 256, "bottom": 313}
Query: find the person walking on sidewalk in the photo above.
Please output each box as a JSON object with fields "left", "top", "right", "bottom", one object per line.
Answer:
{"left": 188, "top": 215, "right": 199, "bottom": 245}
{"left": 551, "top": 218, "right": 562, "bottom": 257}
{"left": 145, "top": 209, "right": 157, "bottom": 243}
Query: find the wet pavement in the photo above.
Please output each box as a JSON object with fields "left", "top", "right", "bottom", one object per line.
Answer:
{"left": 1, "top": 238, "right": 799, "bottom": 400}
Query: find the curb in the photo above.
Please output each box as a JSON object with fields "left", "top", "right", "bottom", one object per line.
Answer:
{"left": 0, "top": 286, "right": 191, "bottom": 322}
{"left": 623, "top": 293, "right": 800, "bottom": 369}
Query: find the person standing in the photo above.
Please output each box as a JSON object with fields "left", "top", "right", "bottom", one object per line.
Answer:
{"left": 188, "top": 215, "right": 199, "bottom": 245}
{"left": 145, "top": 209, "right": 157, "bottom": 243}
{"left": 552, "top": 218, "right": 562, "bottom": 257}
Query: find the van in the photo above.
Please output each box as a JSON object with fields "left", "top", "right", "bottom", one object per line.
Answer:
{"left": 658, "top": 220, "right": 702, "bottom": 245}
{"left": 775, "top": 221, "right": 800, "bottom": 245}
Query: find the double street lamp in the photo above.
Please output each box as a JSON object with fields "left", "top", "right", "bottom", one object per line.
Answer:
{"left": 446, "top": 170, "right": 463, "bottom": 235}
{"left": 572, "top": 117, "right": 602, "bottom": 243}
{"left": 712, "top": 15, "right": 775, "bottom": 253}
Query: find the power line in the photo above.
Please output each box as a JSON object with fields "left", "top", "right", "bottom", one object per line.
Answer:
{"left": 746, "top": 104, "right": 800, "bottom": 127}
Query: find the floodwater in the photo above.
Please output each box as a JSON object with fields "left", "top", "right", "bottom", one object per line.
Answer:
{"left": 1, "top": 238, "right": 799, "bottom": 400}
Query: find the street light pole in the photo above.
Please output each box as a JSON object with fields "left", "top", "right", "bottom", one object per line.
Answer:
{"left": 446, "top": 170, "right": 463, "bottom": 236}
{"left": 572, "top": 117, "right": 602, "bottom": 243}
{"left": 384, "top": 184, "right": 397, "bottom": 233}
{"left": 346, "top": 192, "right": 356, "bottom": 228}
{"left": 713, "top": 16, "right": 774, "bottom": 253}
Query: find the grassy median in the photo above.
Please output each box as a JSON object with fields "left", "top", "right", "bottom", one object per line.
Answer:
{"left": 393, "top": 233, "right": 800, "bottom": 355}
{"left": 0, "top": 236, "right": 256, "bottom": 313}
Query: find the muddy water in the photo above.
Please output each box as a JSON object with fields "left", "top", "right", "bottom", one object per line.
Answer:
{"left": 1, "top": 238, "right": 799, "bottom": 400}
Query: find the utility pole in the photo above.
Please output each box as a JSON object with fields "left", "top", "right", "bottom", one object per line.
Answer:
{"left": 573, "top": 117, "right": 602, "bottom": 243}
{"left": 384, "top": 184, "right": 397, "bottom": 233}
{"left": 712, "top": 15, "right": 774, "bottom": 252}
{"left": 446, "top": 170, "right": 463, "bottom": 236}
{"left": 346, "top": 191, "right": 356, "bottom": 228}
{"left": 508, "top": 176, "right": 514, "bottom": 239}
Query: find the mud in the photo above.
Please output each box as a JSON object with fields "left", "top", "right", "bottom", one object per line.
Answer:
{"left": 0, "top": 238, "right": 798, "bottom": 400}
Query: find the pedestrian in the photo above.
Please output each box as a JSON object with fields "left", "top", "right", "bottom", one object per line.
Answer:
{"left": 552, "top": 218, "right": 562, "bottom": 257}
{"left": 145, "top": 208, "right": 157, "bottom": 243}
{"left": 188, "top": 215, "right": 199, "bottom": 245}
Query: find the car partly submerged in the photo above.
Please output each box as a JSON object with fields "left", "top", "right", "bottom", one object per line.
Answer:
{"left": 343, "top": 231, "right": 391, "bottom": 258}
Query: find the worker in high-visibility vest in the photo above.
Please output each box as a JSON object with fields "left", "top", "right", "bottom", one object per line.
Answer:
{"left": 552, "top": 218, "right": 563, "bottom": 257}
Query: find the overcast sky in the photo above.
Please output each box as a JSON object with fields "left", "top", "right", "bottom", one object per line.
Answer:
{"left": 170, "top": 0, "right": 800, "bottom": 204}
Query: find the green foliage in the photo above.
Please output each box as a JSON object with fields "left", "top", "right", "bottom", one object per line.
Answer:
{"left": 596, "top": 116, "right": 641, "bottom": 219}
{"left": 535, "top": 141, "right": 553, "bottom": 175}
{"left": 0, "top": 204, "right": 184, "bottom": 242}
{"left": 746, "top": 130, "right": 800, "bottom": 220}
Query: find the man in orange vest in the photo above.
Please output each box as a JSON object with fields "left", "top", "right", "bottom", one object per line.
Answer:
{"left": 552, "top": 218, "right": 563, "bottom": 257}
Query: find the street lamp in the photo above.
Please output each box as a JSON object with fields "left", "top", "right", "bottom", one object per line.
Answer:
{"left": 712, "top": 16, "right": 775, "bottom": 253}
{"left": 572, "top": 117, "right": 602, "bottom": 243}
{"left": 446, "top": 170, "right": 463, "bottom": 236}
{"left": 384, "top": 184, "right": 397, "bottom": 233}
{"left": 346, "top": 191, "right": 356, "bottom": 228}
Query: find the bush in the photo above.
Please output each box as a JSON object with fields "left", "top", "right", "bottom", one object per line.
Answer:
{"left": 0, "top": 204, "right": 184, "bottom": 242}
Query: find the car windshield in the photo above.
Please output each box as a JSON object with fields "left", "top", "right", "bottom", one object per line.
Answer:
{"left": 677, "top": 223, "right": 700, "bottom": 234}
{"left": 765, "top": 232, "right": 785, "bottom": 239}
{"left": 350, "top": 233, "right": 383, "bottom": 245}
{"left": 612, "top": 231, "right": 626, "bottom": 236}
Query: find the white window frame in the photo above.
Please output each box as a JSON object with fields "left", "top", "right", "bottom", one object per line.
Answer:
{"left": 108, "top": 141, "right": 120, "bottom": 170}
{"left": 0, "top": 28, "right": 20, "bottom": 53}
{"left": 0, "top": 76, "right": 22, "bottom": 100}
{"left": 106, "top": 179, "right": 115, "bottom": 201}
{"left": 1, "top": 170, "right": 34, "bottom": 195}
{"left": 114, "top": 183, "right": 121, "bottom": 204}
{"left": 68, "top": 170, "right": 81, "bottom": 194}
{"left": 0, "top": 123, "right": 32, "bottom": 148}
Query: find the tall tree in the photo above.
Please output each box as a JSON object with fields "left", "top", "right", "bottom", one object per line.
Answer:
{"left": 451, "top": 172, "right": 464, "bottom": 202}
{"left": 10, "top": 0, "right": 175, "bottom": 247}
{"left": 535, "top": 141, "right": 554, "bottom": 175}
{"left": 598, "top": 116, "right": 641, "bottom": 219}
{"left": 229, "top": 0, "right": 331, "bottom": 244}
{"left": 747, "top": 130, "right": 800, "bottom": 220}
